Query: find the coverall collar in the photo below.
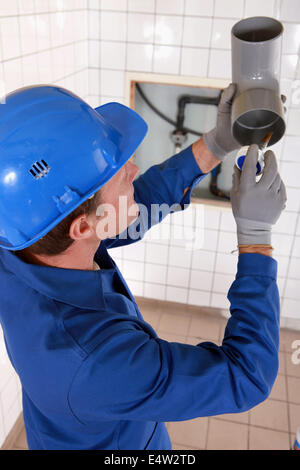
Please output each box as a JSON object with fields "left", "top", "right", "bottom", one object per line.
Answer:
{"left": 0, "top": 244, "right": 116, "bottom": 311}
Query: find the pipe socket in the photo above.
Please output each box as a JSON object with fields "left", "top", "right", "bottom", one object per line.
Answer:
{"left": 231, "top": 16, "right": 285, "bottom": 147}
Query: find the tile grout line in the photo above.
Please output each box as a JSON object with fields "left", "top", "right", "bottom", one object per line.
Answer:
{"left": 123, "top": 0, "right": 128, "bottom": 100}
{"left": 151, "top": 0, "right": 156, "bottom": 73}
{"left": 221, "top": 419, "right": 291, "bottom": 435}
{"left": 0, "top": 38, "right": 87, "bottom": 68}
{"left": 50, "top": 6, "right": 300, "bottom": 25}
{"left": 178, "top": 0, "right": 186, "bottom": 77}
{"left": 280, "top": 210, "right": 300, "bottom": 301}
{"left": 45, "top": 0, "right": 55, "bottom": 85}
{"left": 205, "top": 0, "right": 215, "bottom": 78}
{"left": 15, "top": 1, "right": 24, "bottom": 87}
{"left": 283, "top": 347, "right": 292, "bottom": 434}
{"left": 98, "top": 6, "right": 101, "bottom": 102}
{"left": 0, "top": 395, "right": 5, "bottom": 447}
{"left": 87, "top": 0, "right": 90, "bottom": 97}
{"left": 124, "top": 278, "right": 300, "bottom": 307}
{"left": 30, "top": 2, "right": 39, "bottom": 81}
{"left": 186, "top": 206, "right": 197, "bottom": 308}
{"left": 204, "top": 417, "right": 210, "bottom": 450}
{"left": 208, "top": 208, "right": 222, "bottom": 307}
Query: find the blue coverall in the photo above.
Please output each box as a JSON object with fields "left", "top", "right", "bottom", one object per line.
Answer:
{"left": 0, "top": 144, "right": 280, "bottom": 450}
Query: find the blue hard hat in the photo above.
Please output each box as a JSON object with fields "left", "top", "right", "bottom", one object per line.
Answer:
{"left": 0, "top": 85, "right": 148, "bottom": 250}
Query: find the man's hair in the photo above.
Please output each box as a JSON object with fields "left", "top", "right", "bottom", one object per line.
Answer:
{"left": 22, "top": 191, "right": 102, "bottom": 257}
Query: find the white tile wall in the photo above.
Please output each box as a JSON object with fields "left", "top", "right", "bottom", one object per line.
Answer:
{"left": 212, "top": 272, "right": 234, "bottom": 294}
{"left": 127, "top": 43, "right": 153, "bottom": 72}
{"left": 145, "top": 242, "right": 168, "bottom": 264}
{"left": 100, "top": 11, "right": 127, "bottom": 42}
{"left": 182, "top": 17, "right": 212, "bottom": 48}
{"left": 154, "top": 15, "right": 183, "bottom": 45}
{"left": 190, "top": 270, "right": 213, "bottom": 291}
{"left": 244, "top": 0, "right": 275, "bottom": 18}
{"left": 214, "top": 0, "right": 244, "bottom": 18}
{"left": 281, "top": 298, "right": 300, "bottom": 320}
{"left": 191, "top": 249, "right": 216, "bottom": 271}
{"left": 167, "top": 265, "right": 190, "bottom": 288}
{"left": 153, "top": 45, "right": 181, "bottom": 74}
{"left": 180, "top": 47, "right": 209, "bottom": 77}
{"left": 281, "top": 161, "right": 300, "bottom": 187}
{"left": 101, "top": 0, "right": 127, "bottom": 11}
{"left": 144, "top": 281, "right": 166, "bottom": 300}
{"left": 292, "top": 236, "right": 300, "bottom": 257}
{"left": 128, "top": 0, "right": 155, "bottom": 14}
{"left": 156, "top": 0, "right": 184, "bottom": 16}
{"left": 0, "top": 17, "right": 21, "bottom": 60}
{"left": 100, "top": 69, "right": 125, "bottom": 96}
{"left": 184, "top": 0, "right": 213, "bottom": 17}
{"left": 208, "top": 49, "right": 232, "bottom": 79}
{"left": 281, "top": 0, "right": 300, "bottom": 23}
{"left": 145, "top": 262, "right": 167, "bottom": 284}
{"left": 211, "top": 18, "right": 236, "bottom": 50}
{"left": 166, "top": 285, "right": 188, "bottom": 303}
{"left": 128, "top": 12, "right": 154, "bottom": 43}
{"left": 0, "top": 0, "right": 88, "bottom": 447}
{"left": 188, "top": 289, "right": 210, "bottom": 307}
{"left": 123, "top": 259, "right": 144, "bottom": 281}
{"left": 282, "top": 23, "right": 300, "bottom": 55}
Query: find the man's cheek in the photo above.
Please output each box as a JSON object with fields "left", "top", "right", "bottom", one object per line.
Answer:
{"left": 116, "top": 196, "right": 136, "bottom": 230}
{"left": 95, "top": 203, "right": 117, "bottom": 240}
{"left": 128, "top": 197, "right": 139, "bottom": 226}
{"left": 130, "top": 200, "right": 139, "bottom": 218}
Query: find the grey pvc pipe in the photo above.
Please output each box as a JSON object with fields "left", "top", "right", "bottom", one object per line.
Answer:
{"left": 231, "top": 16, "right": 285, "bottom": 147}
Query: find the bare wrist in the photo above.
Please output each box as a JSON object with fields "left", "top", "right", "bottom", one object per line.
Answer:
{"left": 238, "top": 244, "right": 274, "bottom": 258}
{"left": 192, "top": 138, "right": 221, "bottom": 174}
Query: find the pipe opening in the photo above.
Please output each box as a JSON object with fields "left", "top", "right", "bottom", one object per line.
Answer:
{"left": 233, "top": 110, "right": 285, "bottom": 146}
{"left": 232, "top": 17, "right": 283, "bottom": 43}
{"left": 237, "top": 109, "right": 278, "bottom": 129}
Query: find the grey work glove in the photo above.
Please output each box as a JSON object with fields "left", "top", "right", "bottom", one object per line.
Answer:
{"left": 203, "top": 83, "right": 241, "bottom": 161}
{"left": 230, "top": 144, "right": 287, "bottom": 245}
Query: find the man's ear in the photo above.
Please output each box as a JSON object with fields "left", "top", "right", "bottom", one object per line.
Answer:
{"left": 69, "top": 214, "right": 93, "bottom": 241}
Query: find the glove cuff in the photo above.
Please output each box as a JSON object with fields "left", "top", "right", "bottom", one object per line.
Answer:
{"left": 235, "top": 217, "right": 272, "bottom": 245}
{"left": 237, "top": 232, "right": 271, "bottom": 245}
{"left": 203, "top": 129, "right": 227, "bottom": 161}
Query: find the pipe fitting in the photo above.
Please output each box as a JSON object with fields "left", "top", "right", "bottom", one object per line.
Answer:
{"left": 231, "top": 16, "right": 286, "bottom": 146}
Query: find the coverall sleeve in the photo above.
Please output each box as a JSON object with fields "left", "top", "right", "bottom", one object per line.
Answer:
{"left": 68, "top": 253, "right": 280, "bottom": 424}
{"left": 102, "top": 143, "right": 207, "bottom": 250}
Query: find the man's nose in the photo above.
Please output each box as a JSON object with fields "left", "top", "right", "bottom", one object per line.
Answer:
{"left": 127, "top": 161, "right": 139, "bottom": 182}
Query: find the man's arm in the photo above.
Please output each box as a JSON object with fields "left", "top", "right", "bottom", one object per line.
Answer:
{"left": 192, "top": 137, "right": 223, "bottom": 174}
{"left": 182, "top": 138, "right": 222, "bottom": 198}
{"left": 68, "top": 253, "right": 279, "bottom": 423}
{"left": 102, "top": 83, "right": 241, "bottom": 251}
{"left": 102, "top": 140, "right": 210, "bottom": 250}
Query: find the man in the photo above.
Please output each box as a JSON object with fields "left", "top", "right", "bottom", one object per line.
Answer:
{"left": 0, "top": 84, "right": 286, "bottom": 450}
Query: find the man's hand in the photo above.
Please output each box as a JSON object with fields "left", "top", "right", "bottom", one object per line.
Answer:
{"left": 230, "top": 144, "right": 287, "bottom": 246}
{"left": 203, "top": 83, "right": 241, "bottom": 161}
